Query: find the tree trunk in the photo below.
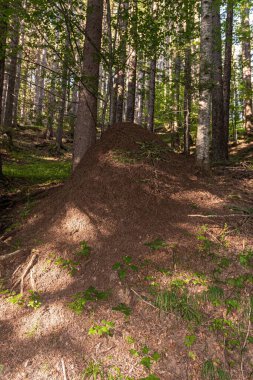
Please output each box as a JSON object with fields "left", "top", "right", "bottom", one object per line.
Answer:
{"left": 211, "top": 0, "right": 227, "bottom": 162}
{"left": 183, "top": 46, "right": 192, "bottom": 155}
{"left": 241, "top": 0, "right": 253, "bottom": 133}
{"left": 56, "top": 39, "right": 69, "bottom": 150}
{"left": 223, "top": 0, "right": 233, "bottom": 152}
{"left": 116, "top": 1, "right": 129, "bottom": 123}
{"left": 73, "top": 0, "right": 103, "bottom": 169}
{"left": 126, "top": 49, "right": 137, "bottom": 122}
{"left": 147, "top": 57, "right": 156, "bottom": 132}
{"left": 0, "top": 1, "right": 9, "bottom": 178}
{"left": 196, "top": 0, "right": 213, "bottom": 170}
{"left": 3, "top": 16, "right": 20, "bottom": 144}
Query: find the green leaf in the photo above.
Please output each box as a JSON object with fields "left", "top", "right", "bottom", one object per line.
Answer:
{"left": 184, "top": 334, "right": 197, "bottom": 348}
{"left": 112, "top": 303, "right": 132, "bottom": 316}
{"left": 141, "top": 345, "right": 150, "bottom": 354}
{"left": 145, "top": 238, "right": 167, "bottom": 251}
{"left": 151, "top": 352, "right": 161, "bottom": 361}
{"left": 140, "top": 356, "right": 152, "bottom": 369}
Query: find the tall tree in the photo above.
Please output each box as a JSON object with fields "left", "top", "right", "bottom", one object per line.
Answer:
{"left": 196, "top": 0, "right": 213, "bottom": 170}
{"left": 223, "top": 0, "right": 234, "bottom": 152}
{"left": 211, "top": 0, "right": 227, "bottom": 162}
{"left": 3, "top": 13, "right": 20, "bottom": 145}
{"left": 241, "top": 0, "right": 253, "bottom": 134}
{"left": 73, "top": 0, "right": 103, "bottom": 169}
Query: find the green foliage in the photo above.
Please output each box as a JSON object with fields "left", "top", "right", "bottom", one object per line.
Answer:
{"left": 112, "top": 303, "right": 132, "bottom": 316}
{"left": 139, "top": 375, "right": 160, "bottom": 380}
{"left": 209, "top": 318, "right": 235, "bottom": 336}
{"left": 225, "top": 299, "right": 240, "bottom": 314}
{"left": 144, "top": 238, "right": 167, "bottom": 251}
{"left": 88, "top": 320, "right": 115, "bottom": 337}
{"left": 155, "top": 289, "right": 202, "bottom": 324}
{"left": 7, "top": 290, "right": 42, "bottom": 309}
{"left": 7, "top": 292, "right": 25, "bottom": 306}
{"left": 112, "top": 256, "right": 138, "bottom": 281}
{"left": 184, "top": 334, "right": 197, "bottom": 348}
{"left": 69, "top": 287, "right": 109, "bottom": 314}
{"left": 227, "top": 274, "right": 253, "bottom": 288}
{"left": 238, "top": 248, "right": 253, "bottom": 268}
{"left": 201, "top": 360, "right": 216, "bottom": 380}
{"left": 201, "top": 360, "right": 230, "bottom": 380}
{"left": 203, "top": 286, "right": 224, "bottom": 306}
{"left": 27, "top": 290, "right": 42, "bottom": 309}
{"left": 196, "top": 225, "right": 213, "bottom": 254}
{"left": 76, "top": 241, "right": 91, "bottom": 258}
{"left": 135, "top": 141, "right": 170, "bottom": 162}
{"left": 3, "top": 154, "right": 71, "bottom": 185}
{"left": 54, "top": 257, "right": 79, "bottom": 276}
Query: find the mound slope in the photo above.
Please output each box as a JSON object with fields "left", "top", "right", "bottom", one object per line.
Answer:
{"left": 1, "top": 123, "right": 252, "bottom": 379}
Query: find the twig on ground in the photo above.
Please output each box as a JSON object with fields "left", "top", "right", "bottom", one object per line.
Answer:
{"left": 240, "top": 302, "right": 252, "bottom": 380}
{"left": 188, "top": 214, "right": 252, "bottom": 218}
{"left": 130, "top": 288, "right": 158, "bottom": 310}
{"left": 61, "top": 358, "right": 68, "bottom": 380}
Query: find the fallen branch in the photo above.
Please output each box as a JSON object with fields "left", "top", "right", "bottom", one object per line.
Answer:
{"left": 61, "top": 358, "right": 68, "bottom": 380}
{"left": 0, "top": 249, "right": 25, "bottom": 261}
{"left": 131, "top": 288, "right": 158, "bottom": 310}
{"left": 240, "top": 302, "right": 252, "bottom": 380}
{"left": 188, "top": 214, "right": 253, "bottom": 218}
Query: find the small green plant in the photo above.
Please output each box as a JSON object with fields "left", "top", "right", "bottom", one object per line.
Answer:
{"left": 76, "top": 241, "right": 91, "bottom": 259}
{"left": 196, "top": 225, "right": 213, "bottom": 255}
{"left": 27, "top": 290, "right": 42, "bottom": 309}
{"left": 145, "top": 238, "right": 167, "bottom": 251}
{"left": 238, "top": 248, "right": 253, "bottom": 268}
{"left": 112, "top": 303, "right": 132, "bottom": 316}
{"left": 155, "top": 289, "right": 202, "bottom": 324}
{"left": 201, "top": 360, "right": 230, "bottom": 380}
{"left": 136, "top": 141, "right": 169, "bottom": 162}
{"left": 203, "top": 286, "right": 224, "bottom": 306}
{"left": 88, "top": 320, "right": 115, "bottom": 337}
{"left": 139, "top": 375, "right": 160, "bottom": 380}
{"left": 209, "top": 318, "right": 235, "bottom": 336}
{"left": 225, "top": 299, "right": 239, "bottom": 314}
{"left": 69, "top": 286, "right": 109, "bottom": 314}
{"left": 54, "top": 257, "right": 79, "bottom": 276}
{"left": 7, "top": 292, "right": 25, "bottom": 306}
{"left": 184, "top": 334, "right": 197, "bottom": 348}
{"left": 112, "top": 256, "right": 138, "bottom": 281}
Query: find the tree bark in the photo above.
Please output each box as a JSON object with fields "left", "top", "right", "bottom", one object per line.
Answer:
{"left": 116, "top": 1, "right": 129, "bottom": 123}
{"left": 211, "top": 0, "right": 227, "bottom": 162}
{"left": 147, "top": 57, "right": 156, "bottom": 132}
{"left": 3, "top": 16, "right": 20, "bottom": 144}
{"left": 223, "top": 0, "right": 233, "bottom": 153}
{"left": 183, "top": 46, "right": 192, "bottom": 155}
{"left": 241, "top": 0, "right": 253, "bottom": 133}
{"left": 196, "top": 0, "right": 213, "bottom": 170}
{"left": 73, "top": 0, "right": 103, "bottom": 169}
{"left": 126, "top": 49, "right": 137, "bottom": 122}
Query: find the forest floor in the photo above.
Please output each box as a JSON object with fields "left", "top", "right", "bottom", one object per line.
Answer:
{"left": 0, "top": 123, "right": 253, "bottom": 380}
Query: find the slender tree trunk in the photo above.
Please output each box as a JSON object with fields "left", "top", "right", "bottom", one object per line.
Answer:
{"left": 73, "top": 0, "right": 103, "bottom": 169}
{"left": 0, "top": 1, "right": 9, "bottom": 178}
{"left": 211, "top": 0, "right": 227, "bottom": 162}
{"left": 56, "top": 39, "right": 69, "bottom": 150}
{"left": 147, "top": 57, "right": 156, "bottom": 132}
{"left": 13, "top": 23, "right": 24, "bottom": 127}
{"left": 3, "top": 17, "right": 20, "bottom": 144}
{"left": 0, "top": 1, "right": 8, "bottom": 124}
{"left": 126, "top": 49, "right": 137, "bottom": 122}
{"left": 196, "top": 0, "right": 213, "bottom": 170}
{"left": 223, "top": 0, "right": 233, "bottom": 153}
{"left": 116, "top": 1, "right": 129, "bottom": 123}
{"left": 241, "top": 0, "right": 253, "bottom": 133}
{"left": 183, "top": 46, "right": 192, "bottom": 155}
{"left": 136, "top": 67, "right": 145, "bottom": 125}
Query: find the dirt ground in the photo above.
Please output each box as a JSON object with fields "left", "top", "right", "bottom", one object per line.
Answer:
{"left": 0, "top": 123, "right": 253, "bottom": 380}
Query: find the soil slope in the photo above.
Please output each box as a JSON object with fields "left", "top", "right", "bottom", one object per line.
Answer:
{"left": 0, "top": 123, "right": 252, "bottom": 380}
